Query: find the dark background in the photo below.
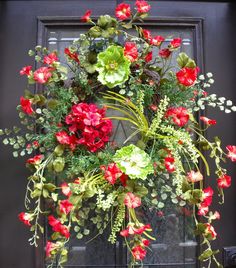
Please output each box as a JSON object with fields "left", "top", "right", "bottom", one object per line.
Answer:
{"left": 0, "top": 1, "right": 236, "bottom": 267}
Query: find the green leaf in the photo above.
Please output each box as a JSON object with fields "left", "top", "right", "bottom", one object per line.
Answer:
{"left": 13, "top": 151, "right": 19, "bottom": 158}
{"left": 76, "top": 233, "right": 83, "bottom": 239}
{"left": 3, "top": 138, "right": 9, "bottom": 145}
{"left": 53, "top": 157, "right": 65, "bottom": 172}
{"left": 198, "top": 249, "right": 213, "bottom": 261}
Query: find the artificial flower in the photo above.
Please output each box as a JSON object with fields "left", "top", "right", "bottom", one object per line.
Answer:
{"left": 59, "top": 200, "right": 73, "bottom": 215}
{"left": 205, "top": 223, "right": 217, "bottom": 240}
{"left": 48, "top": 215, "right": 70, "bottom": 238}
{"left": 64, "top": 48, "right": 80, "bottom": 63}
{"left": 64, "top": 103, "right": 112, "bottom": 152}
{"left": 45, "top": 241, "right": 60, "bottom": 257}
{"left": 26, "top": 154, "right": 43, "bottom": 165}
{"left": 34, "top": 67, "right": 53, "bottom": 84}
{"left": 95, "top": 45, "right": 131, "bottom": 88}
{"left": 226, "top": 145, "right": 236, "bottom": 162}
{"left": 19, "top": 65, "right": 32, "bottom": 76}
{"left": 113, "top": 144, "right": 154, "bottom": 180}
{"left": 200, "top": 116, "right": 217, "bottom": 125}
{"left": 61, "top": 182, "right": 72, "bottom": 197}
{"left": 159, "top": 48, "right": 171, "bottom": 58}
{"left": 142, "top": 239, "right": 150, "bottom": 247}
{"left": 120, "top": 224, "right": 151, "bottom": 237}
{"left": 135, "top": 0, "right": 151, "bottom": 13}
{"left": 145, "top": 51, "right": 152, "bottom": 63}
{"left": 142, "top": 29, "right": 152, "bottom": 40}
{"left": 124, "top": 192, "right": 141, "bottom": 208}
{"left": 81, "top": 10, "right": 92, "bottom": 22}
{"left": 18, "top": 212, "right": 32, "bottom": 226}
{"left": 197, "top": 203, "right": 209, "bottom": 216}
{"left": 212, "top": 211, "right": 221, "bottom": 220}
{"left": 115, "top": 3, "right": 131, "bottom": 20}
{"left": 101, "top": 163, "right": 123, "bottom": 185}
{"left": 132, "top": 245, "right": 147, "bottom": 260}
{"left": 170, "top": 38, "right": 182, "bottom": 49}
{"left": 124, "top": 42, "right": 138, "bottom": 62}
{"left": 43, "top": 52, "right": 58, "bottom": 65}
{"left": 151, "top": 35, "right": 165, "bottom": 46}
{"left": 176, "top": 67, "right": 198, "bottom": 87}
{"left": 165, "top": 107, "right": 189, "bottom": 127}
{"left": 202, "top": 187, "right": 214, "bottom": 207}
{"left": 164, "top": 156, "right": 175, "bottom": 173}
{"left": 217, "top": 174, "right": 231, "bottom": 188}
{"left": 20, "top": 97, "right": 34, "bottom": 115}
{"left": 187, "top": 170, "right": 203, "bottom": 183}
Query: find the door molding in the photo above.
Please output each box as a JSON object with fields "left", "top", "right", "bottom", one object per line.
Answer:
{"left": 36, "top": 15, "right": 204, "bottom": 268}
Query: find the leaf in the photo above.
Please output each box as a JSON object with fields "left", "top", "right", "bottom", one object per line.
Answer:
{"left": 198, "top": 249, "right": 213, "bottom": 261}
{"left": 76, "top": 233, "right": 83, "bottom": 239}
{"left": 44, "top": 183, "right": 56, "bottom": 192}
{"left": 3, "top": 138, "right": 9, "bottom": 145}
{"left": 51, "top": 193, "right": 58, "bottom": 201}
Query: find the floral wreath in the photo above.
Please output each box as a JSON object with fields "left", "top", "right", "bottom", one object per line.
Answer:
{"left": 1, "top": 1, "right": 236, "bottom": 267}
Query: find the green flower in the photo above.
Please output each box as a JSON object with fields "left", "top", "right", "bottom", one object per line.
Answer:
{"left": 113, "top": 144, "right": 154, "bottom": 180}
{"left": 95, "top": 45, "right": 131, "bottom": 88}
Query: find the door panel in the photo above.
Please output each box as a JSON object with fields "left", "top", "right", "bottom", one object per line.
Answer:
{"left": 40, "top": 18, "right": 199, "bottom": 268}
{"left": 0, "top": 1, "right": 235, "bottom": 268}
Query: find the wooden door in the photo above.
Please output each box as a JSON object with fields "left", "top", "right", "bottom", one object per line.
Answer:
{"left": 0, "top": 1, "right": 235, "bottom": 268}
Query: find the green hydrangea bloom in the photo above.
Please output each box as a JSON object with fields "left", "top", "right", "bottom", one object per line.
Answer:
{"left": 95, "top": 45, "right": 131, "bottom": 88}
{"left": 113, "top": 144, "right": 154, "bottom": 180}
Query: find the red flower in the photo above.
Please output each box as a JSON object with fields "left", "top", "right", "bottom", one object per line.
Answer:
{"left": 164, "top": 156, "right": 175, "bottom": 173}
{"left": 124, "top": 42, "right": 138, "bottom": 62}
{"left": 101, "top": 163, "right": 123, "bottom": 185}
{"left": 135, "top": 0, "right": 151, "bottom": 13}
{"left": 27, "top": 154, "right": 43, "bottom": 165}
{"left": 212, "top": 211, "right": 221, "bottom": 220}
{"left": 55, "top": 131, "right": 71, "bottom": 145}
{"left": 142, "top": 29, "right": 152, "bottom": 40}
{"left": 187, "top": 170, "right": 203, "bottom": 183}
{"left": 20, "top": 97, "right": 34, "bottom": 115}
{"left": 226, "top": 145, "right": 236, "bottom": 162}
{"left": 217, "top": 174, "right": 231, "bottom": 188}
{"left": 44, "top": 52, "right": 58, "bottom": 65}
{"left": 59, "top": 200, "right": 73, "bottom": 215}
{"left": 81, "top": 10, "right": 92, "bottom": 22}
{"left": 159, "top": 48, "right": 171, "bottom": 59}
{"left": 46, "top": 241, "right": 59, "bottom": 257}
{"left": 20, "top": 66, "right": 32, "bottom": 76}
{"left": 61, "top": 182, "right": 72, "bottom": 197}
{"left": 65, "top": 103, "right": 112, "bottom": 152}
{"left": 197, "top": 203, "right": 209, "bottom": 216}
{"left": 142, "top": 239, "right": 150, "bottom": 247}
{"left": 64, "top": 48, "right": 80, "bottom": 64}
{"left": 145, "top": 51, "right": 152, "bottom": 63}
{"left": 18, "top": 212, "right": 32, "bottom": 226}
{"left": 48, "top": 215, "right": 70, "bottom": 238}
{"left": 120, "top": 173, "right": 128, "bottom": 187}
{"left": 121, "top": 224, "right": 151, "bottom": 236}
{"left": 205, "top": 223, "right": 217, "bottom": 240}
{"left": 33, "top": 141, "right": 39, "bottom": 147}
{"left": 170, "top": 38, "right": 182, "bottom": 49}
{"left": 176, "top": 67, "right": 198, "bottom": 87}
{"left": 200, "top": 116, "right": 217, "bottom": 125}
{"left": 132, "top": 245, "right": 147, "bottom": 260}
{"left": 115, "top": 3, "right": 131, "bottom": 20}
{"left": 150, "top": 104, "right": 158, "bottom": 111}
{"left": 151, "top": 35, "right": 165, "bottom": 46}
{"left": 34, "top": 67, "right": 53, "bottom": 84}
{"left": 124, "top": 192, "right": 141, "bottom": 208}
{"left": 165, "top": 107, "right": 189, "bottom": 127}
{"left": 202, "top": 187, "right": 214, "bottom": 207}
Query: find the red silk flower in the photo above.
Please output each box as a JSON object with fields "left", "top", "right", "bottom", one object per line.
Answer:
{"left": 115, "top": 3, "right": 131, "bottom": 20}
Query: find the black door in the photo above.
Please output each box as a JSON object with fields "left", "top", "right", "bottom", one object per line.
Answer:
{"left": 0, "top": 1, "right": 235, "bottom": 268}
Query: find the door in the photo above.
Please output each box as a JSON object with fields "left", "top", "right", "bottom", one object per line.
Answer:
{"left": 0, "top": 1, "right": 235, "bottom": 268}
